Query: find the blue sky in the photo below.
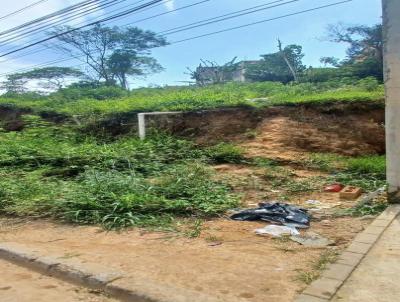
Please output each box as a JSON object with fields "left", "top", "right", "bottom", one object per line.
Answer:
{"left": 0, "top": 0, "right": 382, "bottom": 88}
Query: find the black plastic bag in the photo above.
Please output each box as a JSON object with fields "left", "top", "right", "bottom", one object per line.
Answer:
{"left": 230, "top": 202, "right": 310, "bottom": 228}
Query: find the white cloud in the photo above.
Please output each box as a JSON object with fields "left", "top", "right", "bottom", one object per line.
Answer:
{"left": 164, "top": 0, "right": 175, "bottom": 11}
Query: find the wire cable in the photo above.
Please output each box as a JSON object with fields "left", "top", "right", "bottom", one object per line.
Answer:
{"left": 0, "top": 0, "right": 208, "bottom": 64}
{"left": 0, "top": 0, "right": 101, "bottom": 37}
{"left": 0, "top": 0, "right": 353, "bottom": 76}
{"left": 0, "top": 0, "right": 164, "bottom": 58}
{"left": 0, "top": 0, "right": 131, "bottom": 46}
{"left": 162, "top": 0, "right": 300, "bottom": 36}
{"left": 0, "top": 0, "right": 50, "bottom": 22}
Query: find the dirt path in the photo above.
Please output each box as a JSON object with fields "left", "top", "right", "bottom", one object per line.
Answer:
{"left": 0, "top": 259, "right": 116, "bottom": 302}
{"left": 0, "top": 215, "right": 370, "bottom": 302}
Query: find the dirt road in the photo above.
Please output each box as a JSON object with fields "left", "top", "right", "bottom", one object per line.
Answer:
{"left": 0, "top": 259, "right": 116, "bottom": 302}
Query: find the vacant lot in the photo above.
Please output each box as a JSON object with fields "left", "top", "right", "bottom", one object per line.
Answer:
{"left": 0, "top": 81, "right": 387, "bottom": 301}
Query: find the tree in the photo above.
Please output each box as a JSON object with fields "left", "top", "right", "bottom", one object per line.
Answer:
{"left": 246, "top": 43, "right": 305, "bottom": 83}
{"left": 50, "top": 25, "right": 167, "bottom": 89}
{"left": 0, "top": 67, "right": 83, "bottom": 94}
{"left": 324, "top": 23, "right": 383, "bottom": 80}
{"left": 0, "top": 75, "right": 28, "bottom": 94}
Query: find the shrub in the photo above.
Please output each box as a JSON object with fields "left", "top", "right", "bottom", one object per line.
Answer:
{"left": 204, "top": 143, "right": 245, "bottom": 164}
{"left": 55, "top": 164, "right": 238, "bottom": 229}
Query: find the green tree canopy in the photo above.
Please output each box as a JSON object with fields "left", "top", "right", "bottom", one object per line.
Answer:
{"left": 245, "top": 44, "right": 306, "bottom": 83}
{"left": 1, "top": 67, "right": 83, "bottom": 94}
{"left": 323, "top": 23, "right": 383, "bottom": 81}
{"left": 50, "top": 25, "right": 167, "bottom": 89}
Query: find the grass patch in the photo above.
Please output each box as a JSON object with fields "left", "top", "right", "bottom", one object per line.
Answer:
{"left": 296, "top": 249, "right": 339, "bottom": 285}
{"left": 0, "top": 81, "right": 384, "bottom": 119}
{"left": 304, "top": 153, "right": 386, "bottom": 191}
{"left": 0, "top": 117, "right": 240, "bottom": 230}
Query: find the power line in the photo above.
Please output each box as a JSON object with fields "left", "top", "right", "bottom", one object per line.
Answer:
{"left": 0, "top": 0, "right": 173, "bottom": 48}
{"left": 0, "top": 0, "right": 101, "bottom": 37}
{"left": 0, "top": 0, "right": 353, "bottom": 77}
{"left": 1, "top": 0, "right": 289, "bottom": 60}
{"left": 0, "top": 0, "right": 132, "bottom": 46}
{"left": 0, "top": 0, "right": 50, "bottom": 22}
{"left": 161, "top": 0, "right": 299, "bottom": 35}
{"left": 0, "top": 0, "right": 164, "bottom": 58}
{"left": 171, "top": 0, "right": 353, "bottom": 44}
{"left": 0, "top": 0, "right": 209, "bottom": 65}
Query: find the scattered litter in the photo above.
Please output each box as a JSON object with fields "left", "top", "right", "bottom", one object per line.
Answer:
{"left": 255, "top": 225, "right": 300, "bottom": 237}
{"left": 290, "top": 232, "right": 334, "bottom": 248}
{"left": 305, "top": 200, "right": 321, "bottom": 205}
{"left": 271, "top": 190, "right": 281, "bottom": 193}
{"left": 324, "top": 184, "right": 344, "bottom": 193}
{"left": 231, "top": 202, "right": 310, "bottom": 229}
{"left": 340, "top": 186, "right": 363, "bottom": 200}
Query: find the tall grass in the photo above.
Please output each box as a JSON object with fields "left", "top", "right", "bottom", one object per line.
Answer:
{"left": 0, "top": 81, "right": 384, "bottom": 118}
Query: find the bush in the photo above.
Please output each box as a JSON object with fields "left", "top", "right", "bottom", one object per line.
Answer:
{"left": 55, "top": 164, "right": 238, "bottom": 229}
{"left": 204, "top": 143, "right": 245, "bottom": 164}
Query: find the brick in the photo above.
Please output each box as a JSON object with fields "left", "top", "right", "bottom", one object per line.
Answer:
{"left": 363, "top": 225, "right": 386, "bottom": 235}
{"left": 322, "top": 263, "right": 354, "bottom": 281}
{"left": 340, "top": 186, "right": 363, "bottom": 200}
{"left": 337, "top": 251, "right": 364, "bottom": 266}
{"left": 353, "top": 232, "right": 380, "bottom": 244}
{"left": 294, "top": 294, "right": 329, "bottom": 302}
{"left": 303, "top": 277, "right": 342, "bottom": 299}
{"left": 346, "top": 242, "right": 371, "bottom": 255}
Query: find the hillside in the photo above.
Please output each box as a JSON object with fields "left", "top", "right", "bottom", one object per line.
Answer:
{"left": 0, "top": 80, "right": 384, "bottom": 120}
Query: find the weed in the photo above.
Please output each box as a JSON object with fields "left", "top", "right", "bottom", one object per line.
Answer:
{"left": 205, "top": 234, "right": 224, "bottom": 243}
{"left": 0, "top": 81, "right": 383, "bottom": 119}
{"left": 295, "top": 249, "right": 338, "bottom": 285}
{"left": 184, "top": 219, "right": 203, "bottom": 238}
{"left": 204, "top": 143, "right": 245, "bottom": 164}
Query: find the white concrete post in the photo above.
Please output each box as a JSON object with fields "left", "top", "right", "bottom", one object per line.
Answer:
{"left": 138, "top": 113, "right": 146, "bottom": 140}
{"left": 137, "top": 112, "right": 181, "bottom": 140}
{"left": 383, "top": 0, "right": 400, "bottom": 202}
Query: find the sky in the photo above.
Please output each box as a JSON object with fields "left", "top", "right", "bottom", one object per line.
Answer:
{"left": 0, "top": 0, "right": 383, "bottom": 88}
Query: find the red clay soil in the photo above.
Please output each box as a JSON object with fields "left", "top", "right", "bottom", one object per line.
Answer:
{"left": 239, "top": 106, "right": 385, "bottom": 158}
{"left": 169, "top": 103, "right": 385, "bottom": 157}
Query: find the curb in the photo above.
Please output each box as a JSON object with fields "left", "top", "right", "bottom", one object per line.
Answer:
{"left": 0, "top": 242, "right": 226, "bottom": 302}
{"left": 294, "top": 204, "right": 400, "bottom": 302}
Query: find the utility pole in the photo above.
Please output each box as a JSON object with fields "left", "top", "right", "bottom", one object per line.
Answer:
{"left": 382, "top": 0, "right": 400, "bottom": 203}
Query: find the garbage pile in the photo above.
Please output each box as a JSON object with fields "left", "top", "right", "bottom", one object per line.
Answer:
{"left": 230, "top": 202, "right": 310, "bottom": 229}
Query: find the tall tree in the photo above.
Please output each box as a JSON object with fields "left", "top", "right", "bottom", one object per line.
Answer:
{"left": 246, "top": 44, "right": 305, "bottom": 83}
{"left": 10, "top": 67, "right": 84, "bottom": 91}
{"left": 50, "top": 25, "right": 167, "bottom": 89}
{"left": 324, "top": 23, "right": 383, "bottom": 80}
{"left": 0, "top": 75, "right": 28, "bottom": 94}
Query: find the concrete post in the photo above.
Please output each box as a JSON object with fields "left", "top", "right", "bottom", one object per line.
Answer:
{"left": 383, "top": 0, "right": 400, "bottom": 202}
{"left": 138, "top": 113, "right": 146, "bottom": 140}
{"left": 137, "top": 112, "right": 181, "bottom": 140}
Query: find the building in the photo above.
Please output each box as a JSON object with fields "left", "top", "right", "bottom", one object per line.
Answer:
{"left": 195, "top": 60, "right": 260, "bottom": 85}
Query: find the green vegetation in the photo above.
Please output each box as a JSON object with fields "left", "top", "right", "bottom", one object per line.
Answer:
{"left": 303, "top": 153, "right": 386, "bottom": 191}
{"left": 0, "top": 116, "right": 239, "bottom": 229}
{"left": 0, "top": 80, "right": 384, "bottom": 120}
{"left": 296, "top": 249, "right": 339, "bottom": 285}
